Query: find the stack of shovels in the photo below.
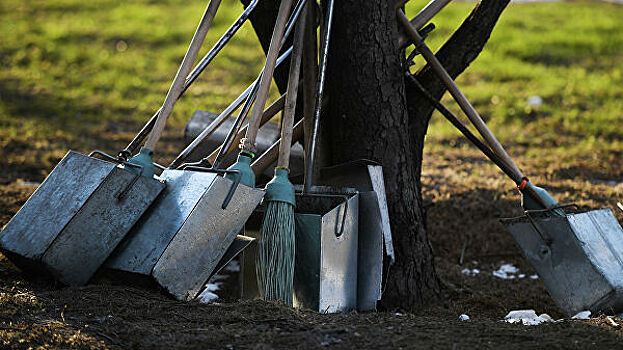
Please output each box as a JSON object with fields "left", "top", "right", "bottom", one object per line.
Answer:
{"left": 0, "top": 0, "right": 394, "bottom": 312}
{"left": 13, "top": 0, "right": 620, "bottom": 318}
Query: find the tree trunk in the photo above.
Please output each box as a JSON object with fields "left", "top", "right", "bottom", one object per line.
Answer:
{"left": 242, "top": 0, "right": 509, "bottom": 310}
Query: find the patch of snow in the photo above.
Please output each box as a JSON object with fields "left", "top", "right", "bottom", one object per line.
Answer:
{"left": 504, "top": 310, "right": 554, "bottom": 325}
{"left": 224, "top": 260, "right": 240, "bottom": 272}
{"left": 197, "top": 291, "right": 219, "bottom": 303}
{"left": 395, "top": 312, "right": 403, "bottom": 316}
{"left": 572, "top": 310, "right": 591, "bottom": 320}
{"left": 459, "top": 314, "right": 470, "bottom": 321}
{"left": 606, "top": 316, "right": 620, "bottom": 328}
{"left": 518, "top": 274, "right": 526, "bottom": 279}
{"left": 529, "top": 274, "right": 539, "bottom": 280}
{"left": 197, "top": 282, "right": 222, "bottom": 304}
{"left": 461, "top": 268, "right": 480, "bottom": 276}
{"left": 493, "top": 263, "right": 520, "bottom": 279}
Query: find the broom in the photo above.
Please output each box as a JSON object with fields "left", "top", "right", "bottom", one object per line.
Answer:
{"left": 256, "top": 7, "right": 306, "bottom": 306}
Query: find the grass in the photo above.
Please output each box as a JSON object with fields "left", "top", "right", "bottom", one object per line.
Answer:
{"left": 405, "top": 1, "right": 623, "bottom": 163}
{"left": 0, "top": 0, "right": 265, "bottom": 141}
{"left": 0, "top": 0, "right": 622, "bottom": 179}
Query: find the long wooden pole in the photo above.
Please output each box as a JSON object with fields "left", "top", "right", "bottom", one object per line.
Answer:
{"left": 277, "top": 11, "right": 306, "bottom": 169}
{"left": 397, "top": 9, "right": 524, "bottom": 179}
{"left": 144, "top": 0, "right": 222, "bottom": 151}
{"left": 241, "top": 0, "right": 295, "bottom": 154}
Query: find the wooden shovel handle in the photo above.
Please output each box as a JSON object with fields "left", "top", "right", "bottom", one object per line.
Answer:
{"left": 242, "top": 0, "right": 295, "bottom": 153}
{"left": 144, "top": 0, "right": 222, "bottom": 151}
{"left": 397, "top": 9, "right": 525, "bottom": 179}
{"left": 252, "top": 119, "right": 304, "bottom": 176}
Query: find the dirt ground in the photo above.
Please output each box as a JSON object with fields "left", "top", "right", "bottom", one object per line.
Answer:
{"left": 1, "top": 130, "right": 623, "bottom": 349}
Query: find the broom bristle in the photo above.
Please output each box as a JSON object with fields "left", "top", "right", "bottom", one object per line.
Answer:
{"left": 256, "top": 200, "right": 296, "bottom": 306}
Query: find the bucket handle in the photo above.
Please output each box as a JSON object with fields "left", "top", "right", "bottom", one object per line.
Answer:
{"left": 89, "top": 150, "right": 154, "bottom": 201}
{"left": 299, "top": 192, "right": 350, "bottom": 237}
{"left": 335, "top": 196, "right": 349, "bottom": 237}
{"left": 178, "top": 165, "right": 242, "bottom": 210}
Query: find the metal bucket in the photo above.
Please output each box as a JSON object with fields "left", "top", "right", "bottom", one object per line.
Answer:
{"left": 501, "top": 206, "right": 623, "bottom": 316}
{"left": 0, "top": 150, "right": 165, "bottom": 286}
{"left": 319, "top": 160, "right": 394, "bottom": 311}
{"left": 106, "top": 166, "right": 264, "bottom": 301}
{"left": 293, "top": 188, "right": 359, "bottom": 313}
{"left": 241, "top": 187, "right": 359, "bottom": 312}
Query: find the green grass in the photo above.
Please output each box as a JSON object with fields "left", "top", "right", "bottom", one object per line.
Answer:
{"left": 0, "top": 0, "right": 622, "bottom": 169}
{"left": 405, "top": 0, "right": 623, "bottom": 160}
{"left": 0, "top": 0, "right": 265, "bottom": 143}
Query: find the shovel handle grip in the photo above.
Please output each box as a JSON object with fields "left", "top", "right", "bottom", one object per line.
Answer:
{"left": 144, "top": 0, "right": 222, "bottom": 152}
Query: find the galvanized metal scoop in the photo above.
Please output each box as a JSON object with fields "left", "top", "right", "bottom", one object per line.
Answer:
{"left": 0, "top": 151, "right": 165, "bottom": 286}
{"left": 319, "top": 160, "right": 394, "bottom": 311}
{"left": 107, "top": 164, "right": 263, "bottom": 300}
{"left": 502, "top": 206, "right": 623, "bottom": 316}
{"left": 0, "top": 0, "right": 225, "bottom": 286}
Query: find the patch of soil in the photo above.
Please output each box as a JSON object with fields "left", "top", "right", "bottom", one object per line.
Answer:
{"left": 1, "top": 253, "right": 623, "bottom": 349}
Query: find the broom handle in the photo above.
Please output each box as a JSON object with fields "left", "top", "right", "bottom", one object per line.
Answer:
{"left": 241, "top": 0, "right": 295, "bottom": 154}
{"left": 204, "top": 93, "right": 286, "bottom": 165}
{"left": 278, "top": 6, "right": 306, "bottom": 169}
{"left": 397, "top": 10, "right": 524, "bottom": 179}
{"left": 252, "top": 119, "right": 304, "bottom": 176}
{"left": 144, "top": 0, "right": 222, "bottom": 151}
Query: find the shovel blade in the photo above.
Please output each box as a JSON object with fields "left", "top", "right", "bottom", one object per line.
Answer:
{"left": 502, "top": 208, "right": 623, "bottom": 316}
{"left": 152, "top": 176, "right": 264, "bottom": 301}
{"left": 0, "top": 151, "right": 165, "bottom": 285}
{"left": 106, "top": 169, "right": 219, "bottom": 275}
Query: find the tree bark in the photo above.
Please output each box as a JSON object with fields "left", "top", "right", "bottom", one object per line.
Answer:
{"left": 242, "top": 0, "right": 509, "bottom": 310}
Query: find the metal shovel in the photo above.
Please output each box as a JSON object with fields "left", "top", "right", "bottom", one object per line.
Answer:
{"left": 0, "top": 0, "right": 226, "bottom": 286}
{"left": 106, "top": 1, "right": 309, "bottom": 300}
{"left": 0, "top": 151, "right": 165, "bottom": 286}
{"left": 107, "top": 93, "right": 265, "bottom": 299}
